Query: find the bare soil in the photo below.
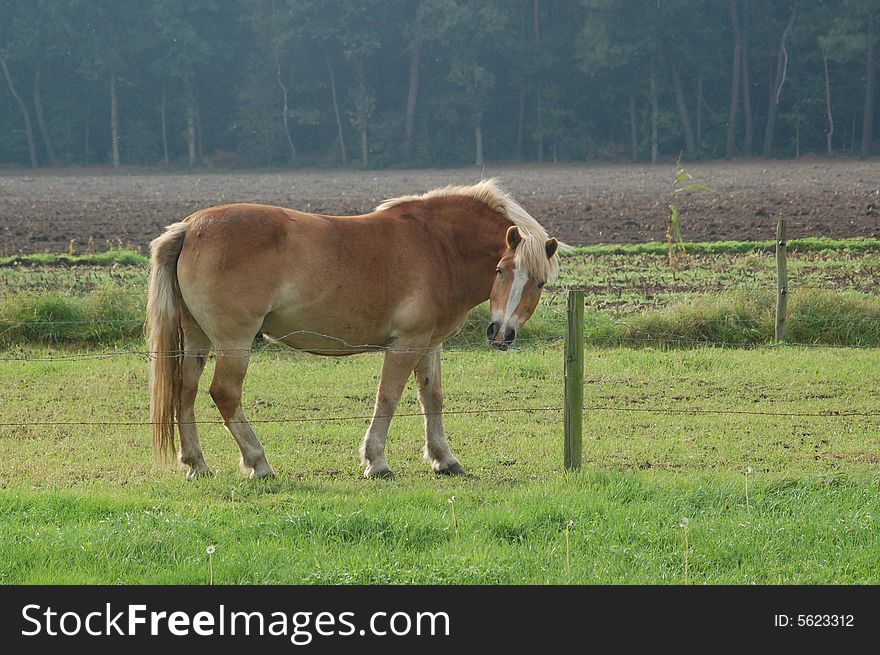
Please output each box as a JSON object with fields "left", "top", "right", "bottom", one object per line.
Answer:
{"left": 1, "top": 159, "right": 878, "bottom": 254}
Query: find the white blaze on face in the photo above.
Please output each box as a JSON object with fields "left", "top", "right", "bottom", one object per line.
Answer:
{"left": 499, "top": 265, "right": 529, "bottom": 331}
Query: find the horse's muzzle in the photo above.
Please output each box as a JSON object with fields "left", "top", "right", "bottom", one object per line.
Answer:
{"left": 487, "top": 322, "right": 516, "bottom": 350}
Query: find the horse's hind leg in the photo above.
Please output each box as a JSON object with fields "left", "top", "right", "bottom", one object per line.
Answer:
{"left": 415, "top": 349, "right": 463, "bottom": 475}
{"left": 209, "top": 343, "right": 276, "bottom": 479}
{"left": 178, "top": 315, "right": 212, "bottom": 478}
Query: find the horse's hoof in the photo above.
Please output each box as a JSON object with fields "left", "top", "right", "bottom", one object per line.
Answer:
{"left": 435, "top": 462, "right": 465, "bottom": 476}
{"left": 186, "top": 467, "right": 212, "bottom": 480}
{"left": 365, "top": 467, "right": 395, "bottom": 480}
{"left": 251, "top": 466, "right": 276, "bottom": 480}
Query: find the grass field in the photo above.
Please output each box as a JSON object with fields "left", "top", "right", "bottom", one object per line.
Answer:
{"left": 2, "top": 242, "right": 879, "bottom": 584}
{"left": 3, "top": 243, "right": 880, "bottom": 348}
{"left": 2, "top": 345, "right": 879, "bottom": 584}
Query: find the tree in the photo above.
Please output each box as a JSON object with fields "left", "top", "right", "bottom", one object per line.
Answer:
{"left": 762, "top": 7, "right": 798, "bottom": 158}
{"left": 151, "top": 1, "right": 234, "bottom": 165}
{"left": 339, "top": 0, "right": 384, "bottom": 167}
{"left": 68, "top": 0, "right": 153, "bottom": 167}
{"left": 0, "top": 0, "right": 50, "bottom": 168}
{"left": 725, "top": 0, "right": 742, "bottom": 158}
{"left": 817, "top": 4, "right": 863, "bottom": 155}
{"left": 440, "top": 1, "right": 515, "bottom": 165}
{"left": 0, "top": 55, "right": 38, "bottom": 168}
{"left": 0, "top": 0, "right": 879, "bottom": 168}
{"left": 740, "top": 0, "right": 755, "bottom": 154}
{"left": 579, "top": 0, "right": 655, "bottom": 160}
{"left": 851, "top": 1, "right": 878, "bottom": 155}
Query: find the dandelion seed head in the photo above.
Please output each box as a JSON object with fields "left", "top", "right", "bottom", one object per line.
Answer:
{"left": 206, "top": 545, "right": 216, "bottom": 555}
{"left": 679, "top": 517, "right": 689, "bottom": 528}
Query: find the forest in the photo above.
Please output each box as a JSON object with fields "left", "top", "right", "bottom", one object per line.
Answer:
{"left": 0, "top": 0, "right": 877, "bottom": 169}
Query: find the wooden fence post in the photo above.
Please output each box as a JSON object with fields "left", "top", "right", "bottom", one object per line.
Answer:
{"left": 564, "top": 289, "right": 584, "bottom": 470}
{"left": 775, "top": 218, "right": 788, "bottom": 341}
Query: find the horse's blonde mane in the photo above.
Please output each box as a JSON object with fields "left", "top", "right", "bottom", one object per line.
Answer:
{"left": 376, "top": 178, "right": 560, "bottom": 282}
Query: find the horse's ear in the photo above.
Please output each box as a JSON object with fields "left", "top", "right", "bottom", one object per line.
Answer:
{"left": 545, "top": 237, "right": 558, "bottom": 259}
{"left": 505, "top": 225, "right": 522, "bottom": 250}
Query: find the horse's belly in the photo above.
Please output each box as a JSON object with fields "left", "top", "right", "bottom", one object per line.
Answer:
{"left": 263, "top": 330, "right": 386, "bottom": 356}
{"left": 260, "top": 307, "right": 392, "bottom": 356}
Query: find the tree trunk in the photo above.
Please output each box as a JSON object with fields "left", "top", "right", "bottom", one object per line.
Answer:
{"left": 741, "top": 0, "right": 754, "bottom": 155}
{"left": 849, "top": 109, "right": 856, "bottom": 153}
{"left": 536, "top": 96, "right": 544, "bottom": 162}
{"left": 532, "top": 0, "right": 541, "bottom": 40}
{"left": 110, "top": 63, "right": 120, "bottom": 168}
{"left": 475, "top": 123, "right": 484, "bottom": 167}
{"left": 83, "top": 101, "right": 90, "bottom": 165}
{"left": 851, "top": 108, "right": 857, "bottom": 152}
{"left": 195, "top": 103, "right": 203, "bottom": 160}
{"left": 821, "top": 44, "right": 834, "bottom": 155}
{"left": 160, "top": 88, "right": 169, "bottom": 165}
{"left": 360, "top": 126, "right": 368, "bottom": 168}
{"left": 629, "top": 90, "right": 638, "bottom": 161}
{"left": 668, "top": 56, "right": 696, "bottom": 156}
{"left": 276, "top": 55, "right": 296, "bottom": 165}
{"left": 33, "top": 63, "right": 57, "bottom": 166}
{"left": 861, "top": 18, "right": 875, "bottom": 156}
{"left": 696, "top": 72, "right": 703, "bottom": 148}
{"left": 353, "top": 61, "right": 371, "bottom": 169}
{"left": 0, "top": 57, "right": 38, "bottom": 168}
{"left": 327, "top": 56, "right": 347, "bottom": 165}
{"left": 725, "top": 0, "right": 742, "bottom": 158}
{"left": 187, "top": 102, "right": 197, "bottom": 166}
{"left": 516, "top": 77, "right": 525, "bottom": 161}
{"left": 763, "top": 8, "right": 797, "bottom": 158}
{"left": 650, "top": 69, "right": 659, "bottom": 163}
{"left": 533, "top": 0, "right": 543, "bottom": 162}
{"left": 403, "top": 43, "right": 420, "bottom": 163}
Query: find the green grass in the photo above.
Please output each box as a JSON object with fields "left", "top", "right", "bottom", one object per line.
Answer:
{"left": 2, "top": 345, "right": 879, "bottom": 583}
{"left": 4, "top": 284, "right": 879, "bottom": 349}
{"left": 2, "top": 237, "right": 877, "bottom": 267}
{"left": 611, "top": 288, "right": 880, "bottom": 347}
{"left": 0, "top": 249, "right": 148, "bottom": 267}
{"left": 567, "top": 237, "right": 880, "bottom": 256}
{"left": 0, "top": 285, "right": 143, "bottom": 347}
{"left": 3, "top": 245, "right": 880, "bottom": 348}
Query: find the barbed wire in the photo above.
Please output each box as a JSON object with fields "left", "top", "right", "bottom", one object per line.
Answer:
{"left": 3, "top": 262, "right": 880, "bottom": 359}
{"left": 0, "top": 342, "right": 565, "bottom": 362}
{"left": 2, "top": 288, "right": 880, "bottom": 357}
{"left": 6, "top": 313, "right": 880, "bottom": 329}
{"left": 2, "top": 334, "right": 879, "bottom": 362}
{"left": 3, "top": 254, "right": 880, "bottom": 435}
{"left": 1, "top": 403, "right": 878, "bottom": 431}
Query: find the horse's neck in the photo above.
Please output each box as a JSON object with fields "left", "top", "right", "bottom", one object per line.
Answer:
{"left": 399, "top": 197, "right": 508, "bottom": 311}
{"left": 451, "top": 219, "right": 507, "bottom": 310}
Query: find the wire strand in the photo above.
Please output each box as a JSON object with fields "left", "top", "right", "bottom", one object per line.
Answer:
{"left": 2, "top": 404, "right": 878, "bottom": 429}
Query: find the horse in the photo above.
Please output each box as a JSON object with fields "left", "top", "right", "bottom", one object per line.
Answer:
{"left": 146, "top": 179, "right": 560, "bottom": 479}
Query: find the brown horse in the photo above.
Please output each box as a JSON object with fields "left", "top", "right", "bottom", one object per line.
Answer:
{"left": 147, "top": 179, "right": 560, "bottom": 479}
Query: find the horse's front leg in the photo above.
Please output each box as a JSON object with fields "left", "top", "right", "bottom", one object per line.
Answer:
{"left": 415, "top": 348, "right": 464, "bottom": 475}
{"left": 360, "top": 345, "right": 424, "bottom": 479}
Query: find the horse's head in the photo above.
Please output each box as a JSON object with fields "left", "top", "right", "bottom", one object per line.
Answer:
{"left": 488, "top": 225, "right": 559, "bottom": 350}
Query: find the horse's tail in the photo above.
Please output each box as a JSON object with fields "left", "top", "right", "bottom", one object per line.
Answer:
{"left": 146, "top": 221, "right": 189, "bottom": 465}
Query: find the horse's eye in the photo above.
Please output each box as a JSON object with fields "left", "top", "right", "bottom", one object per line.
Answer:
{"left": 496, "top": 268, "right": 503, "bottom": 277}
{"left": 537, "top": 281, "right": 545, "bottom": 289}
